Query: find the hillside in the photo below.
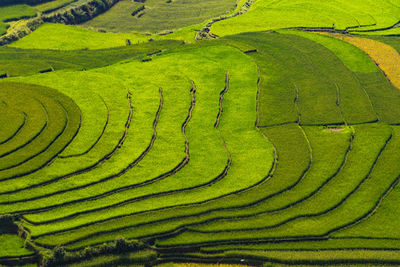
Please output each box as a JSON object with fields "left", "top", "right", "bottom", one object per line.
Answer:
{"left": 1, "top": 0, "right": 400, "bottom": 266}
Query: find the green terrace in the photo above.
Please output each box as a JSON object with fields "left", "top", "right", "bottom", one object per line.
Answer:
{"left": 0, "top": 1, "right": 400, "bottom": 266}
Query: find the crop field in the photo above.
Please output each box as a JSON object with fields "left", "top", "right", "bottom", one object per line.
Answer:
{"left": 82, "top": 0, "right": 237, "bottom": 33}
{"left": 2, "top": 0, "right": 400, "bottom": 267}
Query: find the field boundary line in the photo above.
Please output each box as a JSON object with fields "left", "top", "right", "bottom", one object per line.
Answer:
{"left": 214, "top": 73, "right": 229, "bottom": 128}
{"left": 185, "top": 127, "right": 392, "bottom": 235}
{"left": 255, "top": 68, "right": 261, "bottom": 127}
{"left": 0, "top": 99, "right": 68, "bottom": 172}
{"left": 0, "top": 112, "right": 27, "bottom": 146}
{"left": 29, "top": 76, "right": 270, "bottom": 245}
{"left": 21, "top": 84, "right": 194, "bottom": 223}
{"left": 26, "top": 81, "right": 230, "bottom": 230}
{"left": 37, "top": 147, "right": 274, "bottom": 249}
{"left": 293, "top": 82, "right": 301, "bottom": 123}
{"left": 59, "top": 94, "right": 110, "bottom": 158}
{"left": 37, "top": 143, "right": 277, "bottom": 250}
{"left": 6, "top": 87, "right": 161, "bottom": 207}
{"left": 0, "top": 89, "right": 133, "bottom": 197}
{"left": 105, "top": 126, "right": 351, "bottom": 246}
{"left": 0, "top": 99, "right": 48, "bottom": 163}
{"left": 147, "top": 127, "right": 392, "bottom": 249}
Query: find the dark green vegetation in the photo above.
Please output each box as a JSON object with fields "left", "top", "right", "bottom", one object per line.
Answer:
{"left": 2, "top": 0, "right": 400, "bottom": 266}
{"left": 2, "top": 31, "right": 400, "bottom": 266}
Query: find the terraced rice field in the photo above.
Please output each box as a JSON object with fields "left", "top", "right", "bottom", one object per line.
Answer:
{"left": 82, "top": 0, "right": 237, "bottom": 33}
{"left": 2, "top": 0, "right": 400, "bottom": 266}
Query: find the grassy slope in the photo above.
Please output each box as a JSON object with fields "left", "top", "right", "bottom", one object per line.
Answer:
{"left": 83, "top": 0, "right": 236, "bottom": 34}
{"left": 65, "top": 250, "right": 156, "bottom": 267}
{"left": 156, "top": 124, "right": 391, "bottom": 245}
{"left": 0, "top": 3, "right": 36, "bottom": 14}
{"left": 0, "top": 234, "right": 33, "bottom": 257}
{"left": 0, "top": 4, "right": 36, "bottom": 35}
{"left": 1, "top": 39, "right": 183, "bottom": 72}
{"left": 0, "top": 59, "right": 53, "bottom": 77}
{"left": 333, "top": 128, "right": 400, "bottom": 239}
{"left": 0, "top": 73, "right": 128, "bottom": 194}
{"left": 211, "top": 0, "right": 400, "bottom": 37}
{"left": 9, "top": 23, "right": 151, "bottom": 49}
{"left": 6, "top": 0, "right": 400, "bottom": 51}
{"left": 0, "top": 104, "right": 25, "bottom": 145}
{"left": 332, "top": 35, "right": 400, "bottom": 91}
{"left": 34, "top": 0, "right": 78, "bottom": 13}
{"left": 5, "top": 73, "right": 191, "bottom": 214}
{"left": 3, "top": 34, "right": 397, "bottom": 263}
{"left": 0, "top": 88, "right": 48, "bottom": 159}
{"left": 278, "top": 30, "right": 378, "bottom": 73}
{"left": 0, "top": 41, "right": 185, "bottom": 197}
{"left": 35, "top": 123, "right": 303, "bottom": 249}
{"left": 224, "top": 32, "right": 376, "bottom": 125}
{"left": 9, "top": 23, "right": 196, "bottom": 50}
{"left": 0, "top": 82, "right": 81, "bottom": 181}
{"left": 2, "top": 6, "right": 400, "bottom": 263}
{"left": 21, "top": 45, "right": 273, "bottom": 240}
{"left": 283, "top": 31, "right": 400, "bottom": 124}
{"left": 225, "top": 250, "right": 400, "bottom": 264}
{"left": 200, "top": 237, "right": 400, "bottom": 251}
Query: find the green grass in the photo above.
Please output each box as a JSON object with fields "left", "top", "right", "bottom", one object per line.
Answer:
{"left": 18, "top": 46, "right": 273, "bottom": 241}
{"left": 65, "top": 250, "right": 155, "bottom": 267}
{"left": 224, "top": 32, "right": 377, "bottom": 125}
{"left": 0, "top": 82, "right": 80, "bottom": 180}
{"left": 2, "top": 11, "right": 400, "bottom": 266}
{"left": 0, "top": 66, "right": 190, "bottom": 209}
{"left": 155, "top": 123, "right": 392, "bottom": 245}
{"left": 15, "top": 72, "right": 127, "bottom": 161}
{"left": 0, "top": 104, "right": 25, "bottom": 145}
{"left": 33, "top": 123, "right": 302, "bottom": 248}
{"left": 10, "top": 23, "right": 151, "bottom": 50}
{"left": 34, "top": 0, "right": 78, "bottom": 13}
{"left": 0, "top": 234, "right": 34, "bottom": 258}
{"left": 275, "top": 32, "right": 400, "bottom": 125}
{"left": 0, "top": 4, "right": 36, "bottom": 22}
{"left": 0, "top": 85, "right": 67, "bottom": 170}
{"left": 0, "top": 60, "right": 53, "bottom": 77}
{"left": 0, "top": 22, "right": 7, "bottom": 35}
{"left": 197, "top": 125, "right": 351, "bottom": 219}
{"left": 0, "top": 72, "right": 130, "bottom": 194}
{"left": 224, "top": 249, "right": 400, "bottom": 265}
{"left": 355, "top": 72, "right": 400, "bottom": 124}
{"left": 0, "top": 86, "right": 48, "bottom": 160}
{"left": 9, "top": 23, "right": 196, "bottom": 50}
{"left": 83, "top": 0, "right": 237, "bottom": 33}
{"left": 211, "top": 0, "right": 400, "bottom": 37}
{"left": 333, "top": 127, "right": 400, "bottom": 239}
{"left": 200, "top": 237, "right": 400, "bottom": 252}
{"left": 279, "top": 30, "right": 378, "bottom": 73}
{"left": 1, "top": 38, "right": 183, "bottom": 72}
{"left": 0, "top": 4, "right": 36, "bottom": 35}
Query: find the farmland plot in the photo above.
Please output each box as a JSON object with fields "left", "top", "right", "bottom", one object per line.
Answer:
{"left": 1, "top": 0, "right": 400, "bottom": 265}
